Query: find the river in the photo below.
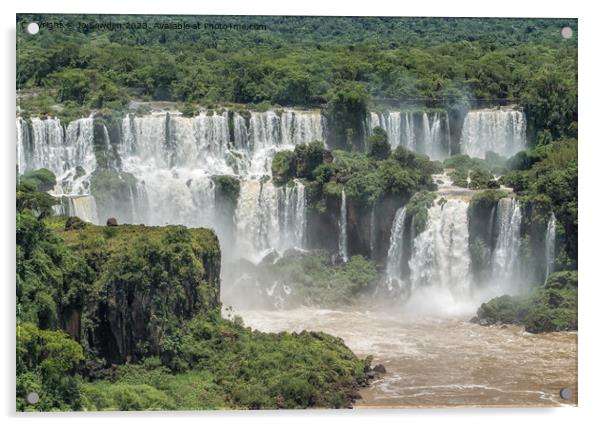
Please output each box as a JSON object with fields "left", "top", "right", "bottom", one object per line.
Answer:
{"left": 232, "top": 307, "right": 577, "bottom": 408}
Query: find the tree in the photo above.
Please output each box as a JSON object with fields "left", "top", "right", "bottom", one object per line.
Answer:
{"left": 368, "top": 127, "right": 391, "bottom": 160}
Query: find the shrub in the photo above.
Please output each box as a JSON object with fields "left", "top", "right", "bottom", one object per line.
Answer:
{"left": 368, "top": 127, "right": 391, "bottom": 160}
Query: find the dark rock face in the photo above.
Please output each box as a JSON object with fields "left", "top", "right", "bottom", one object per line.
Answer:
{"left": 55, "top": 223, "right": 221, "bottom": 366}
{"left": 106, "top": 217, "right": 118, "bottom": 226}
{"left": 372, "top": 364, "right": 386, "bottom": 374}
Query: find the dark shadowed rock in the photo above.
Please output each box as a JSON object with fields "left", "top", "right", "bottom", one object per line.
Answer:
{"left": 373, "top": 364, "right": 386, "bottom": 374}
{"left": 106, "top": 217, "right": 118, "bottom": 226}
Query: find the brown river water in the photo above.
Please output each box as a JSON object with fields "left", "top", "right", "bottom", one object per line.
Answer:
{"left": 232, "top": 308, "right": 577, "bottom": 408}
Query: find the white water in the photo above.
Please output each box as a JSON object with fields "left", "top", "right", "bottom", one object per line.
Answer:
{"left": 408, "top": 199, "right": 472, "bottom": 305}
{"left": 369, "top": 203, "right": 376, "bottom": 258}
{"left": 492, "top": 198, "right": 523, "bottom": 288}
{"left": 385, "top": 207, "right": 407, "bottom": 291}
{"left": 384, "top": 172, "right": 524, "bottom": 310}
{"left": 68, "top": 195, "right": 99, "bottom": 224}
{"left": 460, "top": 108, "right": 527, "bottom": 158}
{"left": 338, "top": 190, "right": 349, "bottom": 262}
{"left": 234, "top": 179, "right": 307, "bottom": 261}
{"left": 17, "top": 116, "right": 96, "bottom": 197}
{"left": 17, "top": 109, "right": 322, "bottom": 261}
{"left": 368, "top": 111, "right": 450, "bottom": 160}
{"left": 545, "top": 213, "right": 557, "bottom": 279}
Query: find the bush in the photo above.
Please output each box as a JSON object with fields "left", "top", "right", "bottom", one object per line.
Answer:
{"left": 405, "top": 191, "right": 437, "bottom": 235}
{"left": 271, "top": 151, "right": 296, "bottom": 184}
{"left": 20, "top": 168, "right": 56, "bottom": 192}
{"left": 17, "top": 323, "right": 85, "bottom": 411}
{"left": 368, "top": 127, "right": 391, "bottom": 160}
{"left": 473, "top": 271, "right": 577, "bottom": 333}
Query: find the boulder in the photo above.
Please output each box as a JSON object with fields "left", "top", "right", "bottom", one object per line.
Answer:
{"left": 106, "top": 217, "right": 118, "bottom": 226}
{"left": 373, "top": 364, "right": 386, "bottom": 374}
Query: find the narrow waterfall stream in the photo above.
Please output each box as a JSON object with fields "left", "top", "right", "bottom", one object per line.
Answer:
{"left": 338, "top": 189, "right": 349, "bottom": 262}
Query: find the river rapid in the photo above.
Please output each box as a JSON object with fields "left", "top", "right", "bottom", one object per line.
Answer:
{"left": 232, "top": 307, "right": 577, "bottom": 408}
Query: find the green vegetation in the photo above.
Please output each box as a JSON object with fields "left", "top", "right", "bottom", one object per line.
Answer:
{"left": 469, "top": 189, "right": 508, "bottom": 211}
{"left": 502, "top": 139, "right": 577, "bottom": 267}
{"left": 211, "top": 175, "right": 241, "bottom": 204}
{"left": 17, "top": 16, "right": 577, "bottom": 142}
{"left": 368, "top": 127, "right": 391, "bottom": 160}
{"left": 271, "top": 141, "right": 437, "bottom": 215}
{"left": 17, "top": 185, "right": 369, "bottom": 411}
{"left": 20, "top": 168, "right": 57, "bottom": 191}
{"left": 443, "top": 154, "right": 500, "bottom": 189}
{"left": 473, "top": 271, "right": 577, "bottom": 333}
{"left": 17, "top": 323, "right": 85, "bottom": 411}
{"left": 243, "top": 253, "right": 379, "bottom": 307}
{"left": 405, "top": 191, "right": 438, "bottom": 235}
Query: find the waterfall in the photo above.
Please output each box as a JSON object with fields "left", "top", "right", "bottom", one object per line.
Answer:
{"left": 545, "top": 213, "right": 557, "bottom": 279}
{"left": 235, "top": 179, "right": 307, "bottom": 260}
{"left": 68, "top": 195, "right": 99, "bottom": 224}
{"left": 408, "top": 199, "right": 471, "bottom": 295}
{"left": 368, "top": 111, "right": 450, "bottom": 160}
{"left": 279, "top": 180, "right": 307, "bottom": 250}
{"left": 460, "top": 109, "right": 527, "bottom": 158}
{"left": 369, "top": 203, "right": 376, "bottom": 258}
{"left": 17, "top": 116, "right": 96, "bottom": 196}
{"left": 385, "top": 206, "right": 407, "bottom": 290}
{"left": 338, "top": 190, "right": 348, "bottom": 262}
{"left": 491, "top": 198, "right": 522, "bottom": 284}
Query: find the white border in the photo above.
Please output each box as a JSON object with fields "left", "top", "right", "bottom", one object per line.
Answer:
{"left": 2, "top": 1, "right": 601, "bottom": 425}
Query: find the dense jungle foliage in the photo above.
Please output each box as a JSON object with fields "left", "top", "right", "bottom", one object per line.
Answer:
{"left": 16, "top": 182, "right": 369, "bottom": 411}
{"left": 17, "top": 15, "right": 577, "bottom": 139}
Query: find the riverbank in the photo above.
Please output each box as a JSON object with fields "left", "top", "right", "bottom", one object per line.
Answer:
{"left": 232, "top": 307, "right": 577, "bottom": 408}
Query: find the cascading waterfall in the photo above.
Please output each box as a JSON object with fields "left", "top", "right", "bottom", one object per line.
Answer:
{"left": 338, "top": 190, "right": 349, "bottom": 262}
{"left": 368, "top": 111, "right": 450, "bottom": 160}
{"left": 460, "top": 109, "right": 527, "bottom": 158}
{"left": 16, "top": 109, "right": 321, "bottom": 260}
{"left": 491, "top": 198, "right": 522, "bottom": 284}
{"left": 69, "top": 196, "right": 99, "bottom": 224}
{"left": 278, "top": 180, "right": 307, "bottom": 250}
{"left": 119, "top": 110, "right": 321, "bottom": 250}
{"left": 369, "top": 203, "right": 376, "bottom": 258}
{"left": 385, "top": 206, "right": 407, "bottom": 290}
{"left": 17, "top": 116, "right": 100, "bottom": 223}
{"left": 17, "top": 116, "right": 96, "bottom": 196}
{"left": 545, "top": 213, "right": 557, "bottom": 279}
{"left": 235, "top": 179, "right": 307, "bottom": 260}
{"left": 409, "top": 199, "right": 471, "bottom": 295}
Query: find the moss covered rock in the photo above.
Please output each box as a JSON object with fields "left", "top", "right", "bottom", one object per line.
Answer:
{"left": 473, "top": 271, "right": 577, "bottom": 333}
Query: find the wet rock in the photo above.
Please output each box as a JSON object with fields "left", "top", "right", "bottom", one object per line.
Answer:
{"left": 74, "top": 165, "right": 87, "bottom": 179}
{"left": 372, "top": 364, "right": 386, "bottom": 374}
{"left": 106, "top": 217, "right": 118, "bottom": 226}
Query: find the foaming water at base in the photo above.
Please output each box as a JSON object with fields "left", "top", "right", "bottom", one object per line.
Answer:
{"left": 231, "top": 307, "right": 577, "bottom": 408}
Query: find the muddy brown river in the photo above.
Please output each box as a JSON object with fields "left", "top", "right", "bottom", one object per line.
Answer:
{"left": 232, "top": 308, "right": 577, "bottom": 408}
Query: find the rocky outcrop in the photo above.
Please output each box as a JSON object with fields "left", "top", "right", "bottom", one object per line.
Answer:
{"left": 51, "top": 219, "right": 221, "bottom": 366}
